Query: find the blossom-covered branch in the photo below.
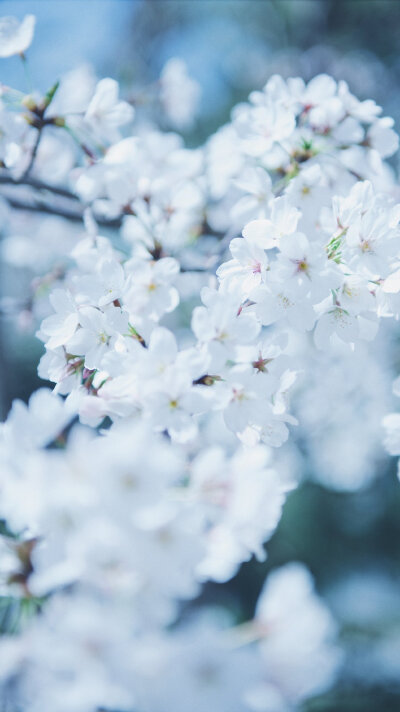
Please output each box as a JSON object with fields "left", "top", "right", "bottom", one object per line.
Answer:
{"left": 2, "top": 12, "right": 400, "bottom": 712}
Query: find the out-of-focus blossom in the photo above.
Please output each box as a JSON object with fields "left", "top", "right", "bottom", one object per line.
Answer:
{"left": 160, "top": 58, "right": 201, "bottom": 129}
{"left": 0, "top": 14, "right": 35, "bottom": 57}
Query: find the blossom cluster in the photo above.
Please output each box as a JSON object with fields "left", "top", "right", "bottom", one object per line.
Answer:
{"left": 0, "top": 389, "right": 341, "bottom": 712}
{"left": 1, "top": 14, "right": 400, "bottom": 712}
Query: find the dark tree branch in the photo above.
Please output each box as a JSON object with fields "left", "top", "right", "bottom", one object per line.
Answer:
{"left": 0, "top": 168, "right": 222, "bottom": 272}
{"left": 0, "top": 170, "right": 79, "bottom": 200}
{"left": 20, "top": 129, "right": 43, "bottom": 181}
{"left": 1, "top": 194, "right": 122, "bottom": 229}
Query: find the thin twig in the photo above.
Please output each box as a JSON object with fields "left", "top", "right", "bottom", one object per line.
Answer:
{"left": 0, "top": 171, "right": 79, "bottom": 200}
{"left": 1, "top": 194, "right": 122, "bottom": 229}
{"left": 21, "top": 128, "right": 43, "bottom": 180}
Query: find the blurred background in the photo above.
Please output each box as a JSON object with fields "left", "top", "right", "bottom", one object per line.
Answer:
{"left": 1, "top": 1, "right": 400, "bottom": 709}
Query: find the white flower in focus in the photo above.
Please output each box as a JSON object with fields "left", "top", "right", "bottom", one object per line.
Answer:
{"left": 38, "top": 348, "right": 82, "bottom": 397}
{"left": 73, "top": 258, "right": 126, "bottom": 309}
{"left": 39, "top": 289, "right": 79, "bottom": 350}
{"left": 192, "top": 287, "right": 261, "bottom": 371}
{"left": 217, "top": 235, "right": 269, "bottom": 296}
{"left": 242, "top": 197, "right": 300, "bottom": 250}
{"left": 66, "top": 306, "right": 128, "bottom": 371}
{"left": 233, "top": 99, "right": 295, "bottom": 158}
{"left": 0, "top": 14, "right": 35, "bottom": 57}
{"left": 286, "top": 164, "right": 332, "bottom": 230}
{"left": 124, "top": 257, "right": 180, "bottom": 320}
{"left": 276, "top": 232, "right": 341, "bottom": 302}
{"left": 144, "top": 369, "right": 211, "bottom": 443}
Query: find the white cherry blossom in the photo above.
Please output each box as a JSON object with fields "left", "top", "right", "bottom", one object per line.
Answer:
{"left": 0, "top": 14, "right": 35, "bottom": 57}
